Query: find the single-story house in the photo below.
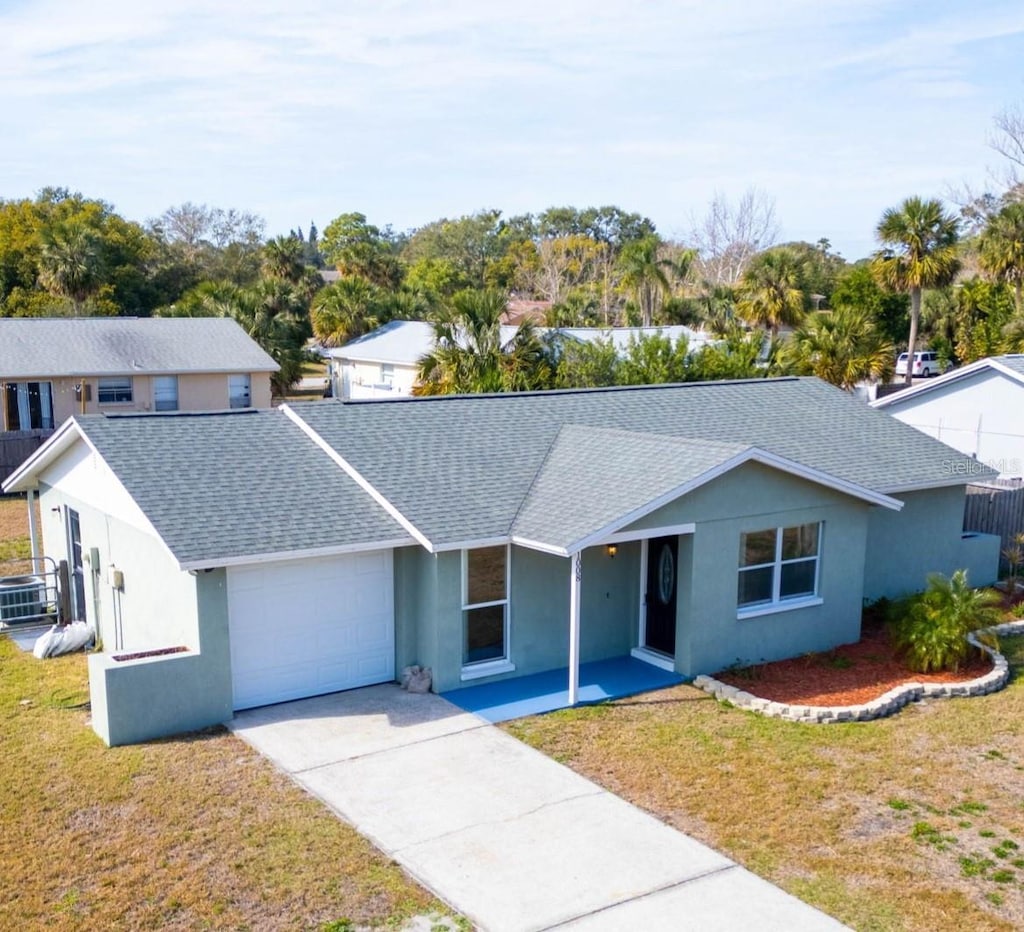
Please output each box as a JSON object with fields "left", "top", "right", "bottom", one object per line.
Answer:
{"left": 0, "top": 317, "right": 278, "bottom": 482}
{"left": 3, "top": 377, "right": 1000, "bottom": 746}
{"left": 871, "top": 354, "right": 1024, "bottom": 481}
{"left": 325, "top": 320, "right": 717, "bottom": 400}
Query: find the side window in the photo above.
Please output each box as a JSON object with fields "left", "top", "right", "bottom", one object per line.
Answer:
{"left": 462, "top": 545, "right": 509, "bottom": 667}
{"left": 228, "top": 374, "right": 251, "bottom": 409}
{"left": 97, "top": 377, "right": 133, "bottom": 405}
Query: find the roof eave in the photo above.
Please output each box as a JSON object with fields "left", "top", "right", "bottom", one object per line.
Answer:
{"left": 1, "top": 419, "right": 83, "bottom": 493}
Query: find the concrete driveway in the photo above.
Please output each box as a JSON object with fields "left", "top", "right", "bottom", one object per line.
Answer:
{"left": 230, "top": 685, "right": 848, "bottom": 932}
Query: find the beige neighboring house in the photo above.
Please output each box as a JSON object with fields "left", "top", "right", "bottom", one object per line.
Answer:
{"left": 1, "top": 317, "right": 278, "bottom": 481}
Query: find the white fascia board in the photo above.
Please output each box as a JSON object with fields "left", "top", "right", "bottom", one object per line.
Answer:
{"left": 2, "top": 418, "right": 83, "bottom": 492}
{"left": 279, "top": 404, "right": 435, "bottom": 551}
{"left": 182, "top": 537, "right": 418, "bottom": 572}
{"left": 509, "top": 536, "right": 569, "bottom": 557}
{"left": 748, "top": 450, "right": 903, "bottom": 511}
{"left": 602, "top": 522, "right": 696, "bottom": 543}
{"left": 871, "top": 359, "right": 1022, "bottom": 409}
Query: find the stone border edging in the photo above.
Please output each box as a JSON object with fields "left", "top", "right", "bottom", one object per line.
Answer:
{"left": 692, "top": 620, "right": 1024, "bottom": 724}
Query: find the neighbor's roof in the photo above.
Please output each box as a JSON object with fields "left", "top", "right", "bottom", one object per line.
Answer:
{"left": 324, "top": 319, "right": 718, "bottom": 368}
{"left": 46, "top": 410, "right": 409, "bottom": 568}
{"left": 0, "top": 317, "right": 279, "bottom": 378}
{"left": 5, "top": 377, "right": 991, "bottom": 564}
{"left": 872, "top": 354, "right": 1024, "bottom": 409}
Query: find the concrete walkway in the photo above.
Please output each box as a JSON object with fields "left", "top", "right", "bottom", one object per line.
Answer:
{"left": 230, "top": 685, "right": 848, "bottom": 932}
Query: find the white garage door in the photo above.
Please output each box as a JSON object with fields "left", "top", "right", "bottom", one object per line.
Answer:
{"left": 227, "top": 550, "right": 394, "bottom": 710}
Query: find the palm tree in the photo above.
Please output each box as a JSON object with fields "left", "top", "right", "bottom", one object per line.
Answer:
{"left": 783, "top": 308, "right": 894, "bottom": 390}
{"left": 735, "top": 248, "right": 807, "bottom": 337}
{"left": 872, "top": 197, "right": 960, "bottom": 385}
{"left": 261, "top": 235, "right": 306, "bottom": 283}
{"left": 979, "top": 201, "right": 1024, "bottom": 316}
{"left": 37, "top": 219, "right": 104, "bottom": 314}
{"left": 617, "top": 235, "right": 669, "bottom": 326}
{"left": 311, "top": 276, "right": 384, "bottom": 347}
{"left": 414, "top": 289, "right": 550, "bottom": 394}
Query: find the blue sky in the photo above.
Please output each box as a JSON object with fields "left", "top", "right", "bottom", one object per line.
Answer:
{"left": 2, "top": 0, "right": 1023, "bottom": 260}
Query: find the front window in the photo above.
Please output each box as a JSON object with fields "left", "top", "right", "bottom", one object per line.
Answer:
{"left": 228, "top": 374, "right": 251, "bottom": 409}
{"left": 98, "top": 377, "right": 133, "bottom": 404}
{"left": 4, "top": 381, "right": 54, "bottom": 430}
{"left": 738, "top": 522, "right": 821, "bottom": 611}
{"left": 463, "top": 545, "right": 509, "bottom": 667}
{"left": 380, "top": 363, "right": 394, "bottom": 388}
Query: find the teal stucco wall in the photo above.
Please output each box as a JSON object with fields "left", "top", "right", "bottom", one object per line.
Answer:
{"left": 862, "top": 485, "right": 998, "bottom": 600}
{"left": 625, "top": 461, "right": 872, "bottom": 677}
{"left": 87, "top": 568, "right": 233, "bottom": 746}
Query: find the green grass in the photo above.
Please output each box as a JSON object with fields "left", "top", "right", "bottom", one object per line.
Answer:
{"left": 504, "top": 635, "right": 1024, "bottom": 931}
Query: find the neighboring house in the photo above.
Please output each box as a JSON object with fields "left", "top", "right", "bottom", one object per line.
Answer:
{"left": 4, "top": 377, "right": 1000, "bottom": 746}
{"left": 0, "top": 317, "right": 278, "bottom": 483}
{"left": 871, "top": 354, "right": 1024, "bottom": 481}
{"left": 326, "top": 320, "right": 717, "bottom": 400}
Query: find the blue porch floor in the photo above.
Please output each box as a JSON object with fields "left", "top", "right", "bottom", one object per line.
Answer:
{"left": 442, "top": 656, "right": 684, "bottom": 723}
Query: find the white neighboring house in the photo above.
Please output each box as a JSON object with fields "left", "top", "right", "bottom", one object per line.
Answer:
{"left": 325, "top": 320, "right": 717, "bottom": 400}
{"left": 871, "top": 354, "right": 1024, "bottom": 480}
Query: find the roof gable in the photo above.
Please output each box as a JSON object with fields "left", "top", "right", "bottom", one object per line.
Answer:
{"left": 872, "top": 355, "right": 1024, "bottom": 409}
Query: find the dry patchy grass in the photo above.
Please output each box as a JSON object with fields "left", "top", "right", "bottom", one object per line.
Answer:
{"left": 0, "top": 495, "right": 40, "bottom": 573}
{"left": 504, "top": 638, "right": 1024, "bottom": 932}
{"left": 0, "top": 635, "right": 446, "bottom": 931}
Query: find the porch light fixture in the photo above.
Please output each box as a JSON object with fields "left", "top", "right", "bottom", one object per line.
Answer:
{"left": 606, "top": 544, "right": 618, "bottom": 559}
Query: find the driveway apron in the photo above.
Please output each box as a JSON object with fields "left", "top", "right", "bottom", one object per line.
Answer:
{"left": 230, "top": 684, "right": 848, "bottom": 932}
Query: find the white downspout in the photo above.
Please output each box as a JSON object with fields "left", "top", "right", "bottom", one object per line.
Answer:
{"left": 26, "top": 487, "right": 40, "bottom": 568}
{"left": 568, "top": 550, "right": 582, "bottom": 706}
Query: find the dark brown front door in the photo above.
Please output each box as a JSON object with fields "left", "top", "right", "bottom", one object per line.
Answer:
{"left": 644, "top": 536, "right": 678, "bottom": 656}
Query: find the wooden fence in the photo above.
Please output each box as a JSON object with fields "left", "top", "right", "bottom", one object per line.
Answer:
{"left": 964, "top": 481, "right": 1024, "bottom": 568}
{"left": 0, "top": 430, "right": 52, "bottom": 486}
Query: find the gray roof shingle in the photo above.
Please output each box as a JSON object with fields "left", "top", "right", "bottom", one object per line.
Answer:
{"left": 511, "top": 426, "right": 748, "bottom": 552}
{"left": 75, "top": 409, "right": 408, "bottom": 567}
{"left": 0, "top": 317, "right": 278, "bottom": 378}
{"left": 291, "top": 377, "right": 996, "bottom": 549}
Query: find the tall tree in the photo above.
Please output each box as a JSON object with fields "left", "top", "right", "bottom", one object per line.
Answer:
{"left": 617, "top": 235, "right": 669, "bottom": 327}
{"left": 37, "top": 219, "right": 104, "bottom": 314}
{"left": 735, "top": 247, "right": 807, "bottom": 336}
{"left": 979, "top": 201, "right": 1024, "bottom": 315}
{"left": 830, "top": 263, "right": 909, "bottom": 347}
{"left": 311, "top": 276, "right": 386, "bottom": 347}
{"left": 689, "top": 188, "right": 779, "bottom": 285}
{"left": 783, "top": 308, "right": 894, "bottom": 390}
{"left": 872, "top": 197, "right": 960, "bottom": 385}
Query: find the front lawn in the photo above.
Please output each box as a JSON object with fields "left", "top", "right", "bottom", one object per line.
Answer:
{"left": 505, "top": 639, "right": 1024, "bottom": 931}
{"left": 0, "top": 496, "right": 449, "bottom": 930}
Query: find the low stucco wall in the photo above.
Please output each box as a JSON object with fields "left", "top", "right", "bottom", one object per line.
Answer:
{"left": 89, "top": 648, "right": 232, "bottom": 746}
{"left": 959, "top": 532, "right": 1002, "bottom": 589}
{"left": 88, "top": 570, "right": 232, "bottom": 746}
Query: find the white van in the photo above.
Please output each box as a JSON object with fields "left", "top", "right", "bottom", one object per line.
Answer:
{"left": 895, "top": 351, "right": 943, "bottom": 377}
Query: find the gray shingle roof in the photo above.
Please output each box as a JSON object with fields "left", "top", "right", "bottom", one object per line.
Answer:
{"left": 995, "top": 354, "right": 1024, "bottom": 377}
{"left": 511, "top": 426, "right": 748, "bottom": 552}
{"left": 291, "top": 377, "right": 996, "bottom": 549}
{"left": 0, "top": 317, "right": 278, "bottom": 378}
{"left": 74, "top": 409, "right": 408, "bottom": 568}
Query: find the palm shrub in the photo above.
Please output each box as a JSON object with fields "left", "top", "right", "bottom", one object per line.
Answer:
{"left": 890, "top": 570, "right": 1003, "bottom": 673}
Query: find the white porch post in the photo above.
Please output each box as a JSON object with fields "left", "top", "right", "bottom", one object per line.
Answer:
{"left": 26, "top": 487, "right": 40, "bottom": 567}
{"left": 568, "top": 550, "right": 582, "bottom": 706}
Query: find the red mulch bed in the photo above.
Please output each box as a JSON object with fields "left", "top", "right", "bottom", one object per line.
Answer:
{"left": 716, "top": 619, "right": 993, "bottom": 707}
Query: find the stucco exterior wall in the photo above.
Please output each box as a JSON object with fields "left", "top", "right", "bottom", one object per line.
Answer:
{"left": 331, "top": 358, "right": 418, "bottom": 400}
{"left": 880, "top": 370, "right": 1024, "bottom": 479}
{"left": 863, "top": 485, "right": 979, "bottom": 601}
{"left": 8, "top": 371, "right": 273, "bottom": 428}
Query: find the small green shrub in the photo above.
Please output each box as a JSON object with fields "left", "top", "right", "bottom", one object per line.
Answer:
{"left": 889, "top": 570, "right": 1003, "bottom": 673}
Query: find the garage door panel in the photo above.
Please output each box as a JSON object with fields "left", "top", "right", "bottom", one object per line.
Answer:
{"left": 228, "top": 551, "right": 395, "bottom": 711}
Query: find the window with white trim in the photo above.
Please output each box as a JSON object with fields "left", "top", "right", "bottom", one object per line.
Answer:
{"left": 379, "top": 363, "right": 394, "bottom": 388}
{"left": 97, "top": 377, "right": 133, "bottom": 404}
{"left": 738, "top": 522, "right": 821, "bottom": 611}
{"left": 3, "top": 381, "right": 54, "bottom": 430}
{"left": 462, "top": 545, "right": 509, "bottom": 667}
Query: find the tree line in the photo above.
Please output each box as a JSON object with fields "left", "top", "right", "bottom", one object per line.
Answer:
{"left": 3, "top": 106, "right": 1024, "bottom": 396}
